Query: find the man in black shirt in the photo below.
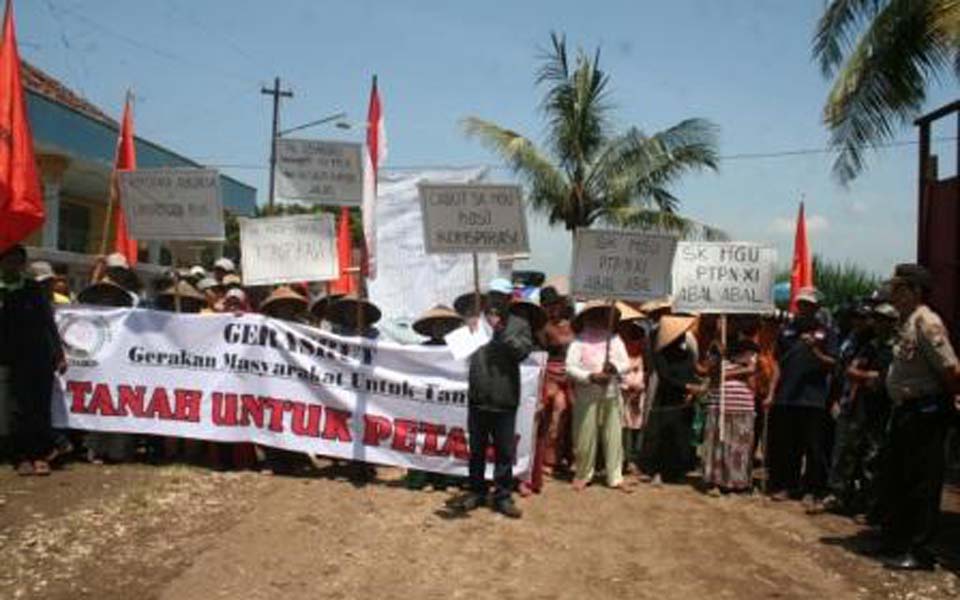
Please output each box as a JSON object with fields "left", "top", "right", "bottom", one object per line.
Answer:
{"left": 768, "top": 288, "right": 837, "bottom": 502}
{"left": 460, "top": 279, "right": 533, "bottom": 519}
{"left": 0, "top": 245, "right": 65, "bottom": 476}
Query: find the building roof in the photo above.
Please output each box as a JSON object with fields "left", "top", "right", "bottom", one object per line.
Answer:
{"left": 21, "top": 60, "right": 116, "bottom": 126}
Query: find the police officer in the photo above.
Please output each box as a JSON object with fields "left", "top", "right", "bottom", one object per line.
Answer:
{"left": 882, "top": 264, "right": 960, "bottom": 570}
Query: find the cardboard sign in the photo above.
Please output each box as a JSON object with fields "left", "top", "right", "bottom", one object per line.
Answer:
{"left": 275, "top": 139, "right": 363, "bottom": 205}
{"left": 367, "top": 168, "right": 499, "bottom": 323}
{"left": 570, "top": 229, "right": 677, "bottom": 301}
{"left": 239, "top": 213, "right": 338, "bottom": 286}
{"left": 118, "top": 168, "right": 223, "bottom": 241}
{"left": 419, "top": 183, "right": 529, "bottom": 254}
{"left": 672, "top": 242, "right": 777, "bottom": 313}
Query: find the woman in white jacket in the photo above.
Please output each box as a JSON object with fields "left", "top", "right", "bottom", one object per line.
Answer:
{"left": 566, "top": 301, "right": 631, "bottom": 491}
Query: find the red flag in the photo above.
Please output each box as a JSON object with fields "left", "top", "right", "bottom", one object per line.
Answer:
{"left": 788, "top": 201, "right": 814, "bottom": 313}
{"left": 361, "top": 75, "right": 386, "bottom": 279}
{"left": 111, "top": 93, "right": 138, "bottom": 265}
{"left": 330, "top": 206, "right": 356, "bottom": 295}
{"left": 0, "top": 0, "right": 43, "bottom": 252}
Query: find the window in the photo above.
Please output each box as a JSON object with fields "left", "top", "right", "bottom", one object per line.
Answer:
{"left": 58, "top": 201, "right": 91, "bottom": 253}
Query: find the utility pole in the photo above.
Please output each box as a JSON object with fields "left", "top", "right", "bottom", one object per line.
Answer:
{"left": 261, "top": 76, "right": 293, "bottom": 209}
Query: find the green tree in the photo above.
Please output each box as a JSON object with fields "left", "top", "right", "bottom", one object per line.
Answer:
{"left": 814, "top": 0, "right": 960, "bottom": 182}
{"left": 463, "top": 33, "right": 722, "bottom": 239}
{"left": 776, "top": 255, "right": 880, "bottom": 309}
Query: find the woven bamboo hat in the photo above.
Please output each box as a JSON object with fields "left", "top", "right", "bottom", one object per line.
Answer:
{"left": 572, "top": 300, "right": 620, "bottom": 332}
{"left": 640, "top": 297, "right": 673, "bottom": 314}
{"left": 412, "top": 305, "right": 464, "bottom": 338}
{"left": 326, "top": 295, "right": 382, "bottom": 328}
{"left": 616, "top": 301, "right": 645, "bottom": 323}
{"left": 511, "top": 290, "right": 547, "bottom": 331}
{"left": 309, "top": 293, "right": 345, "bottom": 321}
{"left": 656, "top": 315, "right": 697, "bottom": 351}
{"left": 453, "top": 291, "right": 486, "bottom": 317}
{"left": 78, "top": 278, "right": 133, "bottom": 307}
{"left": 260, "top": 286, "right": 308, "bottom": 315}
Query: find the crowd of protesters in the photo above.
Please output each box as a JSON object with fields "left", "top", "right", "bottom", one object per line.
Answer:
{"left": 2, "top": 241, "right": 959, "bottom": 570}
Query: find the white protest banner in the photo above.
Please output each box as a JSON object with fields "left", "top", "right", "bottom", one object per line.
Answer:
{"left": 368, "top": 169, "right": 498, "bottom": 323}
{"left": 419, "top": 183, "right": 529, "bottom": 254}
{"left": 672, "top": 242, "right": 777, "bottom": 314}
{"left": 118, "top": 168, "right": 223, "bottom": 241}
{"left": 570, "top": 229, "right": 677, "bottom": 301}
{"left": 275, "top": 139, "right": 363, "bottom": 205}
{"left": 239, "top": 213, "right": 338, "bottom": 286}
{"left": 53, "top": 308, "right": 542, "bottom": 477}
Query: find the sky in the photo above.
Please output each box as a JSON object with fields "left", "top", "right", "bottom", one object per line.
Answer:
{"left": 17, "top": 0, "right": 959, "bottom": 277}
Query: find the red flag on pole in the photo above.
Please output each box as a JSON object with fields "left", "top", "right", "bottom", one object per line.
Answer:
{"left": 330, "top": 206, "right": 356, "bottom": 295}
{"left": 0, "top": 0, "right": 44, "bottom": 252}
{"left": 111, "top": 93, "right": 138, "bottom": 265}
{"left": 788, "top": 201, "right": 814, "bottom": 313}
{"left": 361, "top": 75, "right": 386, "bottom": 279}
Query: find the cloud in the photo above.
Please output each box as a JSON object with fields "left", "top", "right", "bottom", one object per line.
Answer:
{"left": 845, "top": 200, "right": 868, "bottom": 216}
{"left": 768, "top": 214, "right": 830, "bottom": 235}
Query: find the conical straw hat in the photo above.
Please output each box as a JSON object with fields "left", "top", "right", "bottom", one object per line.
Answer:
{"left": 413, "top": 305, "right": 463, "bottom": 337}
{"left": 616, "top": 301, "right": 645, "bottom": 322}
{"left": 656, "top": 315, "right": 697, "bottom": 351}
{"left": 572, "top": 299, "right": 620, "bottom": 332}
{"left": 260, "top": 286, "right": 308, "bottom": 314}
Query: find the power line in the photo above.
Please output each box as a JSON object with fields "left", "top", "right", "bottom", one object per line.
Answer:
{"left": 46, "top": 2, "right": 253, "bottom": 84}
{"left": 196, "top": 135, "right": 959, "bottom": 172}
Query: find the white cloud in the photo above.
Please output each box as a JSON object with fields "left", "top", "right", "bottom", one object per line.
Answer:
{"left": 768, "top": 214, "right": 830, "bottom": 235}
{"left": 846, "top": 200, "right": 868, "bottom": 216}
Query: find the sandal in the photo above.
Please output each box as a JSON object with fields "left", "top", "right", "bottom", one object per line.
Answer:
{"left": 16, "top": 461, "right": 34, "bottom": 476}
{"left": 32, "top": 460, "right": 51, "bottom": 476}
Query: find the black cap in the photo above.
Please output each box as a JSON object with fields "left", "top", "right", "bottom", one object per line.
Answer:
{"left": 888, "top": 263, "right": 933, "bottom": 291}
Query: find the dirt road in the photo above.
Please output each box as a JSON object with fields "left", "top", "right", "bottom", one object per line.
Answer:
{"left": 1, "top": 463, "right": 958, "bottom": 599}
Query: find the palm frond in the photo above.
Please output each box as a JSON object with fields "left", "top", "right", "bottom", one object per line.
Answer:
{"left": 813, "top": 0, "right": 887, "bottom": 76}
{"left": 538, "top": 37, "right": 611, "bottom": 169}
{"left": 461, "top": 117, "right": 570, "bottom": 225}
{"left": 824, "top": 0, "right": 953, "bottom": 182}
{"left": 591, "top": 120, "right": 719, "bottom": 212}
{"left": 601, "top": 206, "right": 729, "bottom": 241}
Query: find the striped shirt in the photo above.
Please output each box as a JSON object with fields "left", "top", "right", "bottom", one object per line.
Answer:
{"left": 708, "top": 362, "right": 756, "bottom": 413}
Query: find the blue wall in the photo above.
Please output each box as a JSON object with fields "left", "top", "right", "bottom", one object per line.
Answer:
{"left": 26, "top": 92, "right": 257, "bottom": 216}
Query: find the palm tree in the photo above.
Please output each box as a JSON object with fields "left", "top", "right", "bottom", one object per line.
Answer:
{"left": 463, "top": 33, "right": 722, "bottom": 240}
{"left": 813, "top": 0, "right": 960, "bottom": 182}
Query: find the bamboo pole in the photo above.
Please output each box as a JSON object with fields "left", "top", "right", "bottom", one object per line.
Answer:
{"left": 719, "top": 315, "right": 727, "bottom": 442}
{"left": 472, "top": 252, "right": 481, "bottom": 318}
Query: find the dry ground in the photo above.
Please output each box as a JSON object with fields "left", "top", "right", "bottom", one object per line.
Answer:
{"left": 1, "top": 461, "right": 959, "bottom": 600}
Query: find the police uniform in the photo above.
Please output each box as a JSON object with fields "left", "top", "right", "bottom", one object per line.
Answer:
{"left": 883, "top": 302, "right": 958, "bottom": 563}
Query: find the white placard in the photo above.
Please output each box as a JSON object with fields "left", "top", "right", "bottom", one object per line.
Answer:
{"left": 239, "top": 213, "right": 338, "bottom": 286}
{"left": 444, "top": 319, "right": 492, "bottom": 361}
{"left": 52, "top": 307, "right": 543, "bottom": 477}
{"left": 368, "top": 168, "right": 498, "bottom": 322}
{"left": 118, "top": 168, "right": 224, "bottom": 241}
{"left": 419, "top": 183, "right": 529, "bottom": 254}
{"left": 570, "top": 229, "right": 677, "bottom": 301}
{"left": 275, "top": 139, "right": 363, "bottom": 205}
{"left": 672, "top": 242, "right": 777, "bottom": 314}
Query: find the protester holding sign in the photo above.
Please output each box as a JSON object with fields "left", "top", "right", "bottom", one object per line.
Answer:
{"left": 702, "top": 339, "right": 760, "bottom": 495}
{"left": 566, "top": 301, "right": 631, "bottom": 492}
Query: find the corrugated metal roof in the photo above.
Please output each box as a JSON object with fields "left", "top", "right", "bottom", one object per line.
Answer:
{"left": 21, "top": 60, "right": 116, "bottom": 126}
